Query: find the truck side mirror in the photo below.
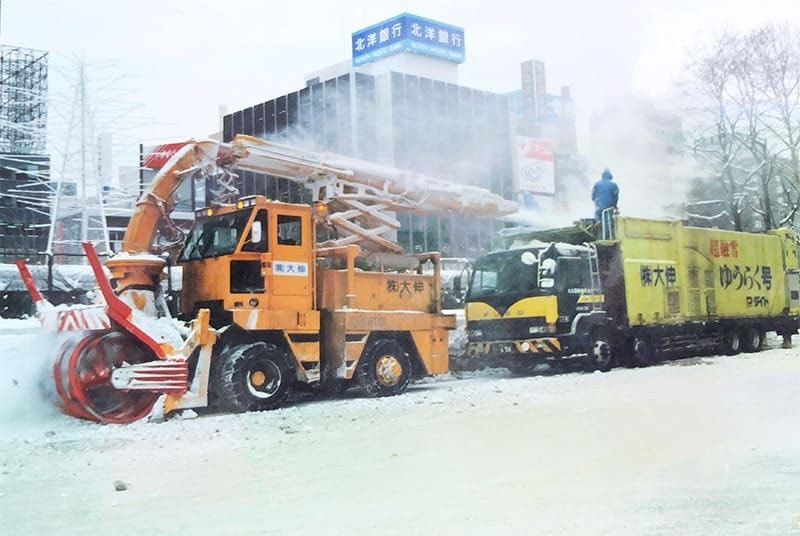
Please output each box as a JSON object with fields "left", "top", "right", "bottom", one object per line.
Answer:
{"left": 251, "top": 220, "right": 262, "bottom": 244}
{"left": 539, "top": 258, "right": 556, "bottom": 289}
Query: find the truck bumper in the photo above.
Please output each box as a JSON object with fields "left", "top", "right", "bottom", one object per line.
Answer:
{"left": 466, "top": 337, "right": 568, "bottom": 359}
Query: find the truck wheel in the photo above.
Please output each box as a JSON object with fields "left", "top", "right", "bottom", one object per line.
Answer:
{"left": 631, "top": 337, "right": 656, "bottom": 367}
{"left": 722, "top": 329, "right": 742, "bottom": 355}
{"left": 217, "top": 342, "right": 294, "bottom": 413}
{"left": 741, "top": 327, "right": 764, "bottom": 353}
{"left": 356, "top": 339, "right": 412, "bottom": 397}
{"left": 206, "top": 342, "right": 232, "bottom": 411}
{"left": 583, "top": 334, "right": 614, "bottom": 372}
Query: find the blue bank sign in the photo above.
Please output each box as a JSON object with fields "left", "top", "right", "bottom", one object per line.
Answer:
{"left": 352, "top": 13, "right": 465, "bottom": 66}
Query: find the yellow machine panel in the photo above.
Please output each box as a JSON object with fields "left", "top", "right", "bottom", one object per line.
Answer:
{"left": 317, "top": 269, "right": 439, "bottom": 313}
{"left": 616, "top": 217, "right": 800, "bottom": 326}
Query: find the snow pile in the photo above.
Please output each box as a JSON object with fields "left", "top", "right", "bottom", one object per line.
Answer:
{"left": 0, "top": 262, "right": 97, "bottom": 293}
{"left": 0, "top": 315, "right": 799, "bottom": 534}
{"left": 445, "top": 308, "right": 466, "bottom": 355}
{"left": 0, "top": 319, "right": 63, "bottom": 430}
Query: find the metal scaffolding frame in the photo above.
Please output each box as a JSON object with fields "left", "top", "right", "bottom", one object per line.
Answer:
{"left": 0, "top": 45, "right": 50, "bottom": 262}
{"left": 0, "top": 45, "right": 48, "bottom": 155}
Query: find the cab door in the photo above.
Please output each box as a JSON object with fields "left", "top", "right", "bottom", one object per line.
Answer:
{"left": 230, "top": 208, "right": 270, "bottom": 308}
{"left": 268, "top": 207, "right": 313, "bottom": 311}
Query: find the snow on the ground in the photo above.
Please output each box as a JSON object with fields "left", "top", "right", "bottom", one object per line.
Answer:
{"left": 444, "top": 307, "right": 466, "bottom": 355}
{"left": 1, "top": 319, "right": 800, "bottom": 535}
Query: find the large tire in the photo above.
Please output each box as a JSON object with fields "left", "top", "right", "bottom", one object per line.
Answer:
{"left": 722, "top": 328, "right": 742, "bottom": 355}
{"left": 741, "top": 327, "right": 764, "bottom": 353}
{"left": 582, "top": 330, "right": 615, "bottom": 372}
{"left": 631, "top": 337, "right": 656, "bottom": 367}
{"left": 216, "top": 342, "right": 294, "bottom": 413}
{"left": 356, "top": 339, "right": 412, "bottom": 397}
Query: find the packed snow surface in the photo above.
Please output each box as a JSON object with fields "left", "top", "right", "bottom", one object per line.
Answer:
{"left": 1, "top": 319, "right": 800, "bottom": 534}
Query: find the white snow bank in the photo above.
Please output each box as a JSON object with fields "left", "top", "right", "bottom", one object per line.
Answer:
{"left": 444, "top": 307, "right": 466, "bottom": 355}
{"left": 0, "top": 320, "right": 64, "bottom": 430}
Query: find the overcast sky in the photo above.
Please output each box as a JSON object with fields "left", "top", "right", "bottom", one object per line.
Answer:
{"left": 2, "top": 0, "right": 798, "bottom": 166}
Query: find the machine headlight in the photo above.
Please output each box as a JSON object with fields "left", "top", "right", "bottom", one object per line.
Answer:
{"left": 528, "top": 325, "right": 546, "bottom": 334}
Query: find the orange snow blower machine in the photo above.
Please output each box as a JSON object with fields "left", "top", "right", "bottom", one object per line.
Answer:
{"left": 17, "top": 136, "right": 516, "bottom": 423}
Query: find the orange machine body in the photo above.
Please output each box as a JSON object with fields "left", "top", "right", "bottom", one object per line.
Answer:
{"left": 179, "top": 195, "right": 453, "bottom": 386}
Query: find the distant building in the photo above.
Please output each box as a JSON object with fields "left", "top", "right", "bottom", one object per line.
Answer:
{"left": 506, "top": 60, "right": 586, "bottom": 211}
{"left": 0, "top": 45, "right": 50, "bottom": 262}
{"left": 222, "top": 13, "right": 516, "bottom": 257}
{"left": 123, "top": 14, "right": 585, "bottom": 257}
{"left": 0, "top": 154, "right": 50, "bottom": 261}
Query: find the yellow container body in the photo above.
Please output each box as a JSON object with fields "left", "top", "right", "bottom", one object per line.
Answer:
{"left": 615, "top": 217, "right": 800, "bottom": 326}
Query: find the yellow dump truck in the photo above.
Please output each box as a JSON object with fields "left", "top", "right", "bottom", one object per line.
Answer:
{"left": 464, "top": 215, "right": 800, "bottom": 371}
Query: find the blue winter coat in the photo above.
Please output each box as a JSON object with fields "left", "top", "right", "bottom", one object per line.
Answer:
{"left": 592, "top": 170, "right": 619, "bottom": 221}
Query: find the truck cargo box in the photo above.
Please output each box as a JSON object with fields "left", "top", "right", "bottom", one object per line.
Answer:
{"left": 610, "top": 218, "right": 800, "bottom": 326}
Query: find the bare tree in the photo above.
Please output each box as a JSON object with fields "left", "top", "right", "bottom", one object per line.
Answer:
{"left": 685, "top": 31, "right": 752, "bottom": 230}
{"left": 749, "top": 25, "right": 800, "bottom": 226}
{"left": 684, "top": 24, "right": 800, "bottom": 232}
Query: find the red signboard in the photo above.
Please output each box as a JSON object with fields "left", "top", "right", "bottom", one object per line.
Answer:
{"left": 142, "top": 142, "right": 188, "bottom": 169}
{"left": 519, "top": 138, "right": 554, "bottom": 162}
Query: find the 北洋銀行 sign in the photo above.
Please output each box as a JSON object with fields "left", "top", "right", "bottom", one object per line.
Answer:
{"left": 352, "top": 13, "right": 465, "bottom": 66}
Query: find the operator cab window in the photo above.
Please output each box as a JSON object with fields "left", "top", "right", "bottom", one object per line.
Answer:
{"left": 556, "top": 257, "right": 592, "bottom": 292}
{"left": 179, "top": 210, "right": 250, "bottom": 261}
{"left": 277, "top": 214, "right": 302, "bottom": 246}
{"left": 241, "top": 209, "right": 268, "bottom": 252}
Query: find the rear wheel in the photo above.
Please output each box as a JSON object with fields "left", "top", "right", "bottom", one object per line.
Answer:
{"left": 722, "top": 329, "right": 742, "bottom": 355}
{"left": 741, "top": 327, "right": 764, "bottom": 353}
{"left": 631, "top": 337, "right": 656, "bottom": 367}
{"left": 356, "top": 339, "right": 412, "bottom": 397}
{"left": 216, "top": 342, "right": 294, "bottom": 413}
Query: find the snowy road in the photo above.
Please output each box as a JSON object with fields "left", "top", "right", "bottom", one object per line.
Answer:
{"left": 1, "top": 320, "right": 800, "bottom": 535}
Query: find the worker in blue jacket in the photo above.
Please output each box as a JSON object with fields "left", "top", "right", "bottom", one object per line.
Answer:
{"left": 592, "top": 168, "right": 619, "bottom": 222}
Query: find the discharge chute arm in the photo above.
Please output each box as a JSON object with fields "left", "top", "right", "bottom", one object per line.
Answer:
{"left": 125, "top": 135, "right": 518, "bottom": 255}
{"left": 230, "top": 135, "right": 518, "bottom": 217}
{"left": 123, "top": 140, "right": 220, "bottom": 254}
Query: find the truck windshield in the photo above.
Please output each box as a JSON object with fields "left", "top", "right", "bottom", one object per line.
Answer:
{"left": 179, "top": 210, "right": 251, "bottom": 261}
{"left": 467, "top": 249, "right": 539, "bottom": 300}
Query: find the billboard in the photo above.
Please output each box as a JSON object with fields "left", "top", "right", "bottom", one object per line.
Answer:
{"left": 352, "top": 13, "right": 465, "bottom": 66}
{"left": 141, "top": 142, "right": 187, "bottom": 169}
{"left": 516, "top": 136, "right": 555, "bottom": 195}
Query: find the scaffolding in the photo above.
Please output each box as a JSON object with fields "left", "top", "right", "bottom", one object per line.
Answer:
{"left": 0, "top": 45, "right": 48, "bottom": 155}
{"left": 0, "top": 45, "right": 50, "bottom": 262}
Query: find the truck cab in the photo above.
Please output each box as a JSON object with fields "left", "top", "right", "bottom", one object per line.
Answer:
{"left": 464, "top": 241, "right": 611, "bottom": 372}
{"left": 179, "top": 195, "right": 315, "bottom": 326}
{"left": 178, "top": 196, "right": 323, "bottom": 385}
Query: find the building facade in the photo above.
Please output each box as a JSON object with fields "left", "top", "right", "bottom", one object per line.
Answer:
{"left": 507, "top": 59, "right": 586, "bottom": 211}
{"left": 222, "top": 72, "right": 514, "bottom": 257}
{"left": 0, "top": 154, "right": 50, "bottom": 260}
{"left": 0, "top": 45, "right": 50, "bottom": 262}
